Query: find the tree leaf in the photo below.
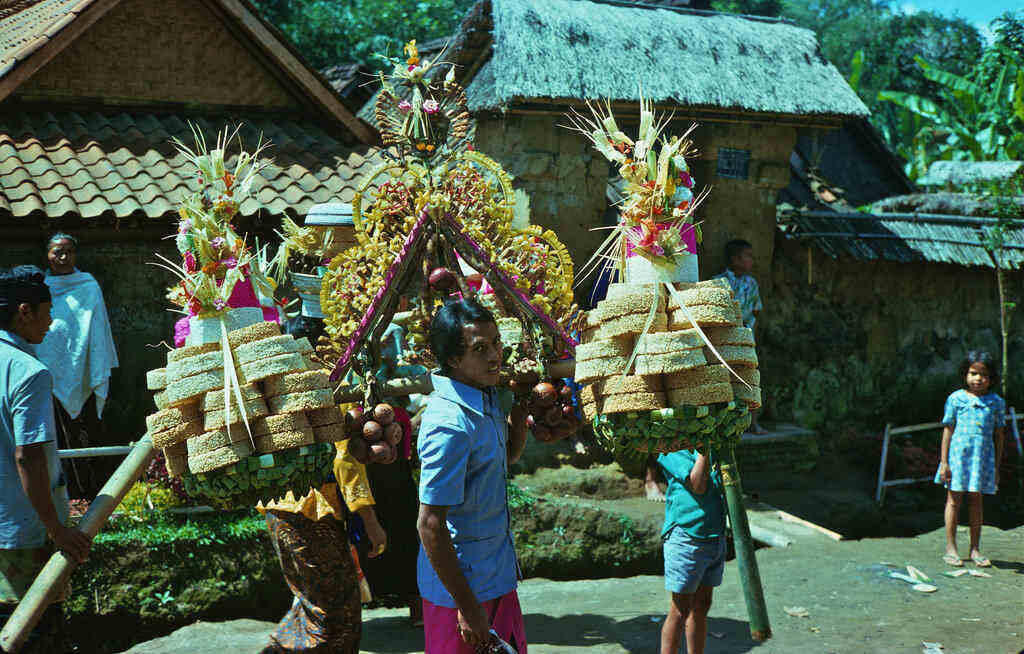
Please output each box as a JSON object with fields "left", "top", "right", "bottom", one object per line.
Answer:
{"left": 848, "top": 49, "right": 864, "bottom": 91}
{"left": 914, "top": 55, "right": 981, "bottom": 96}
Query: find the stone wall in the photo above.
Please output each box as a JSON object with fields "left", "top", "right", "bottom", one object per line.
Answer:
{"left": 474, "top": 114, "right": 797, "bottom": 300}
{"left": 474, "top": 114, "right": 610, "bottom": 280}
{"left": 687, "top": 121, "right": 798, "bottom": 286}
{"left": 761, "top": 237, "right": 1024, "bottom": 431}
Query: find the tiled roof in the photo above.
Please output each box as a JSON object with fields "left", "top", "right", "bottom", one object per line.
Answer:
{"left": 0, "top": 0, "right": 94, "bottom": 78}
{"left": 0, "top": 109, "right": 385, "bottom": 218}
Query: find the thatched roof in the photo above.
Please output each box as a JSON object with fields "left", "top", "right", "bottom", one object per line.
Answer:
{"left": 917, "top": 161, "right": 1024, "bottom": 188}
{"left": 456, "top": 0, "right": 869, "bottom": 118}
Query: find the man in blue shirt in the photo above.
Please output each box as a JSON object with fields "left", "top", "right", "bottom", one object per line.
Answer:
{"left": 416, "top": 299, "right": 529, "bottom": 653}
{"left": 657, "top": 449, "right": 726, "bottom": 654}
{"left": 0, "top": 266, "right": 91, "bottom": 647}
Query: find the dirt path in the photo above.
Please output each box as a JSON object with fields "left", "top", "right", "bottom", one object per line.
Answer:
{"left": 122, "top": 526, "right": 1023, "bottom": 654}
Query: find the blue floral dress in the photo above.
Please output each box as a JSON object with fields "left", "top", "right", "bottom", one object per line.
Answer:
{"left": 934, "top": 389, "right": 1004, "bottom": 494}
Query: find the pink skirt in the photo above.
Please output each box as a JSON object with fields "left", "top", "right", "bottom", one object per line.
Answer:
{"left": 422, "top": 590, "right": 526, "bottom": 653}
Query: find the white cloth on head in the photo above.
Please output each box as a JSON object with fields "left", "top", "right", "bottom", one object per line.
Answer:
{"left": 37, "top": 270, "right": 119, "bottom": 418}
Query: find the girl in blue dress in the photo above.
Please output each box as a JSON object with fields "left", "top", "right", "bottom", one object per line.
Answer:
{"left": 935, "top": 351, "right": 1006, "bottom": 568}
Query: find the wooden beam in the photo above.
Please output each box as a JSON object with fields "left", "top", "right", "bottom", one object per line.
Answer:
{"left": 0, "top": 0, "right": 123, "bottom": 103}
{"left": 212, "top": 0, "right": 376, "bottom": 145}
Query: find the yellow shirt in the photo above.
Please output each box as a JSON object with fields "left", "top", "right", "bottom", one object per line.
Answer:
{"left": 257, "top": 440, "right": 375, "bottom": 520}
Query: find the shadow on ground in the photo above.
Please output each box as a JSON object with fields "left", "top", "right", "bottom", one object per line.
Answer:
{"left": 524, "top": 613, "right": 761, "bottom": 653}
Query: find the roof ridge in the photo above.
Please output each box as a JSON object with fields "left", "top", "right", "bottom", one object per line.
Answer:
{"left": 564, "top": 0, "right": 796, "bottom": 26}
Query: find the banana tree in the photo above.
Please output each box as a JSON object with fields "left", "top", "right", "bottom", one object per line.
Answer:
{"left": 878, "top": 49, "right": 1024, "bottom": 179}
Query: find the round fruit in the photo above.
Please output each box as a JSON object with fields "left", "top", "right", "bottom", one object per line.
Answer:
{"left": 373, "top": 403, "right": 395, "bottom": 426}
{"left": 428, "top": 267, "right": 456, "bottom": 292}
{"left": 384, "top": 422, "right": 404, "bottom": 445}
{"left": 369, "top": 440, "right": 393, "bottom": 463}
{"left": 362, "top": 420, "right": 383, "bottom": 441}
{"left": 531, "top": 382, "right": 557, "bottom": 407}
{"left": 344, "top": 407, "right": 364, "bottom": 430}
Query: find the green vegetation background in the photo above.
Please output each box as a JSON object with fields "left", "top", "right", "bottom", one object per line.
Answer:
{"left": 252, "top": 0, "right": 1023, "bottom": 181}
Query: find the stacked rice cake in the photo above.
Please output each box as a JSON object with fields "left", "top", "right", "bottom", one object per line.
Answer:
{"left": 144, "top": 321, "right": 346, "bottom": 479}
{"left": 579, "top": 375, "right": 665, "bottom": 421}
{"left": 667, "top": 285, "right": 742, "bottom": 330}
{"left": 575, "top": 279, "right": 760, "bottom": 419}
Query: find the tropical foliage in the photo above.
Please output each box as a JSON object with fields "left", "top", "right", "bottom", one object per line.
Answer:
{"left": 252, "top": 0, "right": 474, "bottom": 71}
{"left": 878, "top": 14, "right": 1024, "bottom": 179}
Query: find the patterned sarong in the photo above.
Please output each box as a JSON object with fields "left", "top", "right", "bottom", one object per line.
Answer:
{"left": 261, "top": 511, "right": 362, "bottom": 653}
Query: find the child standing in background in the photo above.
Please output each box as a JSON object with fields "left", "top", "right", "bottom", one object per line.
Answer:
{"left": 935, "top": 351, "right": 1005, "bottom": 568}
{"left": 715, "top": 239, "right": 765, "bottom": 434}
{"left": 658, "top": 449, "right": 726, "bottom": 654}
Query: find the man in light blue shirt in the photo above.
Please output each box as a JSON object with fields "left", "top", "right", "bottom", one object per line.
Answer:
{"left": 416, "top": 299, "right": 529, "bottom": 653}
{"left": 0, "top": 266, "right": 91, "bottom": 631}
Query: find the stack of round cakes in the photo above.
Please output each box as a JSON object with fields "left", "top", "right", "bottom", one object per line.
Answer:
{"left": 575, "top": 278, "right": 761, "bottom": 454}
{"left": 143, "top": 322, "right": 346, "bottom": 505}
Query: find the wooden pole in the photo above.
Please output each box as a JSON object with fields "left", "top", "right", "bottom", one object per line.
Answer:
{"left": 875, "top": 424, "right": 892, "bottom": 505}
{"left": 0, "top": 437, "right": 156, "bottom": 653}
{"left": 720, "top": 448, "right": 771, "bottom": 641}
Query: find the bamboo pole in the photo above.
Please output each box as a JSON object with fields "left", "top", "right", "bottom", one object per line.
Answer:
{"left": 720, "top": 448, "right": 772, "bottom": 641}
{"left": 333, "top": 359, "right": 577, "bottom": 403}
{"left": 0, "top": 437, "right": 156, "bottom": 653}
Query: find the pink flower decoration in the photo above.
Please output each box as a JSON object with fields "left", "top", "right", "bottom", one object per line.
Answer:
{"left": 211, "top": 236, "right": 226, "bottom": 249}
{"left": 183, "top": 251, "right": 198, "bottom": 273}
{"left": 213, "top": 299, "right": 227, "bottom": 310}
{"left": 179, "top": 219, "right": 192, "bottom": 234}
{"left": 422, "top": 99, "right": 440, "bottom": 114}
{"left": 679, "top": 171, "right": 694, "bottom": 189}
{"left": 398, "top": 100, "right": 412, "bottom": 113}
{"left": 221, "top": 257, "right": 237, "bottom": 269}
{"left": 408, "top": 64, "right": 417, "bottom": 72}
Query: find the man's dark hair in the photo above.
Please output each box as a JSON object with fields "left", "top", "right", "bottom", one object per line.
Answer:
{"left": 724, "top": 239, "right": 752, "bottom": 263}
{"left": 0, "top": 265, "right": 50, "bottom": 328}
{"left": 959, "top": 350, "right": 1001, "bottom": 390}
{"left": 46, "top": 232, "right": 78, "bottom": 250}
{"left": 429, "top": 298, "right": 496, "bottom": 373}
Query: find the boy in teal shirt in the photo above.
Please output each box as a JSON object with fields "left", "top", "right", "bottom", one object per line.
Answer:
{"left": 657, "top": 449, "right": 726, "bottom": 654}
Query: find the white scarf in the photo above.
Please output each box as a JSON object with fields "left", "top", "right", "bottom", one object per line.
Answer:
{"left": 37, "top": 270, "right": 119, "bottom": 418}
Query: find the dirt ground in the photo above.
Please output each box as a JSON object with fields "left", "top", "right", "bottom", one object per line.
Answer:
{"left": 122, "top": 525, "right": 1023, "bottom": 654}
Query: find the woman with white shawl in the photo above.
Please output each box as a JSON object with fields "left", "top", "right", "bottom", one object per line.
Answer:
{"left": 36, "top": 234, "right": 119, "bottom": 493}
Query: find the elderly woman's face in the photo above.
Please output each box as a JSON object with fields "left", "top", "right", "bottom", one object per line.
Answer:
{"left": 47, "top": 239, "right": 76, "bottom": 275}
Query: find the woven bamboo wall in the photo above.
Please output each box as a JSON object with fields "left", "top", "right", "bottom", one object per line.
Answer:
{"left": 17, "top": 0, "right": 299, "bottom": 109}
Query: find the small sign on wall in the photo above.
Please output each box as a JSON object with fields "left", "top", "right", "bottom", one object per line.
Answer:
{"left": 716, "top": 147, "right": 751, "bottom": 179}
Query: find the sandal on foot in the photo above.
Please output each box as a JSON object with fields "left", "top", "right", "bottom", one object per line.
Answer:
{"left": 942, "top": 553, "right": 963, "bottom": 567}
{"left": 971, "top": 555, "right": 991, "bottom": 567}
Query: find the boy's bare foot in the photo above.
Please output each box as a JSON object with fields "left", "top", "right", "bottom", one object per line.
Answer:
{"left": 969, "top": 550, "right": 991, "bottom": 567}
{"left": 942, "top": 552, "right": 963, "bottom": 566}
{"left": 645, "top": 479, "right": 666, "bottom": 502}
